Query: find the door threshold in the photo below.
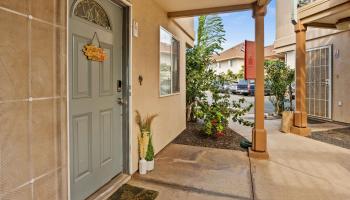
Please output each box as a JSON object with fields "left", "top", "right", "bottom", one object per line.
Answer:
{"left": 86, "top": 174, "right": 131, "bottom": 200}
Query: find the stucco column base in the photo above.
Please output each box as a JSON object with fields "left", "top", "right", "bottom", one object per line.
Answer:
{"left": 248, "top": 147, "right": 269, "bottom": 160}
{"left": 252, "top": 128, "right": 267, "bottom": 151}
{"left": 293, "top": 111, "right": 308, "bottom": 128}
{"left": 290, "top": 126, "right": 311, "bottom": 137}
{"left": 250, "top": 128, "right": 268, "bottom": 159}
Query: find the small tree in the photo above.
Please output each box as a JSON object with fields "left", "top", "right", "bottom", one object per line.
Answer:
{"left": 186, "top": 15, "right": 226, "bottom": 121}
{"left": 236, "top": 66, "right": 245, "bottom": 80}
{"left": 186, "top": 15, "right": 253, "bottom": 136}
{"left": 221, "top": 69, "right": 237, "bottom": 83}
{"left": 265, "top": 60, "right": 295, "bottom": 115}
{"left": 193, "top": 75, "right": 254, "bottom": 137}
{"left": 286, "top": 68, "right": 295, "bottom": 111}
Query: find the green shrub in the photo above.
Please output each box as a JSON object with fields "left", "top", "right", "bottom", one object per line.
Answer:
{"left": 145, "top": 135, "right": 154, "bottom": 161}
{"left": 194, "top": 88, "right": 253, "bottom": 137}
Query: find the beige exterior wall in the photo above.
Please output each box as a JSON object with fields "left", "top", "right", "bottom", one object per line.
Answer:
{"left": 275, "top": 0, "right": 342, "bottom": 52}
{"left": 0, "top": 1, "right": 67, "bottom": 199}
{"left": 174, "top": 18, "right": 195, "bottom": 41}
{"left": 306, "top": 31, "right": 350, "bottom": 123}
{"left": 130, "top": 0, "right": 194, "bottom": 173}
{"left": 275, "top": 0, "right": 350, "bottom": 123}
{"left": 211, "top": 59, "right": 244, "bottom": 75}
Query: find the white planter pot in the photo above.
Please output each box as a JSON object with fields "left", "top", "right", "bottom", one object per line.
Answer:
{"left": 147, "top": 160, "right": 154, "bottom": 171}
{"left": 139, "top": 159, "right": 147, "bottom": 175}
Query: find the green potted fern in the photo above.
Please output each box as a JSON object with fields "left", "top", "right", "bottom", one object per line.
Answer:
{"left": 145, "top": 135, "right": 155, "bottom": 170}
{"left": 135, "top": 110, "right": 158, "bottom": 172}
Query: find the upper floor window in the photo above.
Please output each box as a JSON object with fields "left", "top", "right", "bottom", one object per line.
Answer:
{"left": 160, "top": 27, "right": 180, "bottom": 96}
{"left": 229, "top": 59, "right": 233, "bottom": 66}
{"left": 74, "top": 0, "right": 111, "bottom": 30}
{"left": 298, "top": 0, "right": 315, "bottom": 8}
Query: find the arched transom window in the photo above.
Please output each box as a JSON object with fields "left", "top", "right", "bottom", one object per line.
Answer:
{"left": 74, "top": 0, "right": 111, "bottom": 30}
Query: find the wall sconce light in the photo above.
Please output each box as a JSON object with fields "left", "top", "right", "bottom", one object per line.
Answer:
{"left": 138, "top": 75, "right": 143, "bottom": 85}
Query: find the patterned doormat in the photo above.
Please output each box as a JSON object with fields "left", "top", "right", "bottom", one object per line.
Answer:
{"left": 108, "top": 184, "right": 158, "bottom": 200}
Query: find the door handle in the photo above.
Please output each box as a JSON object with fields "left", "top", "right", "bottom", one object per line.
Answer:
{"left": 117, "top": 80, "right": 122, "bottom": 92}
{"left": 325, "top": 79, "right": 330, "bottom": 86}
{"left": 116, "top": 98, "right": 125, "bottom": 105}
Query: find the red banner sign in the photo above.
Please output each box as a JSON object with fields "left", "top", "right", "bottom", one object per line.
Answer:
{"left": 244, "top": 40, "right": 256, "bottom": 80}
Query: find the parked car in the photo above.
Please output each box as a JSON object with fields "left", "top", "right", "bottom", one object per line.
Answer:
{"left": 217, "top": 83, "right": 228, "bottom": 93}
{"left": 237, "top": 80, "right": 271, "bottom": 96}
{"left": 237, "top": 80, "right": 254, "bottom": 95}
{"left": 228, "top": 82, "right": 238, "bottom": 94}
{"left": 217, "top": 82, "right": 237, "bottom": 94}
{"left": 222, "top": 83, "right": 231, "bottom": 92}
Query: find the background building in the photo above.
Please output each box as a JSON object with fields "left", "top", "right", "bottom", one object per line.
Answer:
{"left": 275, "top": 0, "right": 350, "bottom": 123}
{"left": 211, "top": 43, "right": 282, "bottom": 75}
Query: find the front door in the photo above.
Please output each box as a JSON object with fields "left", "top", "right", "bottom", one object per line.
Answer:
{"left": 69, "top": 0, "right": 124, "bottom": 199}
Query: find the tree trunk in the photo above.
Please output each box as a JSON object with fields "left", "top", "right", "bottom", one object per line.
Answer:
{"left": 288, "top": 84, "right": 293, "bottom": 111}
{"left": 186, "top": 102, "right": 194, "bottom": 122}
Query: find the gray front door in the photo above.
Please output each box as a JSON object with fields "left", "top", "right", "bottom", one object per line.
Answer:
{"left": 69, "top": 0, "right": 124, "bottom": 199}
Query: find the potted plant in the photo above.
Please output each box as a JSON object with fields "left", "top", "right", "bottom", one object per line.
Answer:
{"left": 145, "top": 134, "right": 155, "bottom": 171}
{"left": 137, "top": 132, "right": 149, "bottom": 175}
{"left": 135, "top": 110, "right": 158, "bottom": 173}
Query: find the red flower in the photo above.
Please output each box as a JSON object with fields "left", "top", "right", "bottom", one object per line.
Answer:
{"left": 215, "top": 131, "right": 224, "bottom": 137}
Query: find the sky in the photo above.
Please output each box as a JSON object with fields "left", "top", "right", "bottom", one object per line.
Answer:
{"left": 194, "top": 0, "right": 276, "bottom": 50}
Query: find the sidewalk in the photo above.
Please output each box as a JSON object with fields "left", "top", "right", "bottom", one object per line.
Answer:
{"left": 230, "top": 119, "right": 350, "bottom": 200}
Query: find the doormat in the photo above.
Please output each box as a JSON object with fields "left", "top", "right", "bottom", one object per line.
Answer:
{"left": 108, "top": 184, "right": 158, "bottom": 200}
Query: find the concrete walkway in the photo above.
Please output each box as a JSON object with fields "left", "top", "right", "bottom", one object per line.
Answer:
{"left": 128, "top": 119, "right": 350, "bottom": 200}
{"left": 231, "top": 119, "right": 350, "bottom": 200}
{"left": 129, "top": 144, "right": 252, "bottom": 200}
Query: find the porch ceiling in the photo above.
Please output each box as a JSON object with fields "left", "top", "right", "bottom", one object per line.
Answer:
{"left": 316, "top": 9, "right": 350, "bottom": 24}
{"left": 153, "top": 0, "right": 268, "bottom": 18}
{"left": 298, "top": 0, "right": 350, "bottom": 29}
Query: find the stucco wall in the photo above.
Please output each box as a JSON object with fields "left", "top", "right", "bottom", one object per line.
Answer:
{"left": 130, "top": 0, "right": 194, "bottom": 173}
{"left": 285, "top": 51, "right": 296, "bottom": 69}
{"left": 306, "top": 31, "right": 350, "bottom": 123}
{"left": 275, "top": 0, "right": 342, "bottom": 51}
{"left": 0, "top": 1, "right": 67, "bottom": 199}
{"left": 174, "top": 18, "right": 195, "bottom": 41}
{"left": 212, "top": 59, "right": 244, "bottom": 75}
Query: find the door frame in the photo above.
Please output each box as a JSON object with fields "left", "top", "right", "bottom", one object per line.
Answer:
{"left": 306, "top": 44, "right": 333, "bottom": 120}
{"left": 66, "top": 0, "right": 133, "bottom": 199}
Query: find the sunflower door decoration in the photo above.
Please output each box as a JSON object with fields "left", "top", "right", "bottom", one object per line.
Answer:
{"left": 83, "top": 32, "right": 107, "bottom": 62}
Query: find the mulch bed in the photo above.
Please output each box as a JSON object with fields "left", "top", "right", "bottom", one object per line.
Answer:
{"left": 308, "top": 127, "right": 350, "bottom": 150}
{"left": 172, "top": 122, "right": 247, "bottom": 152}
{"left": 308, "top": 118, "right": 327, "bottom": 124}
